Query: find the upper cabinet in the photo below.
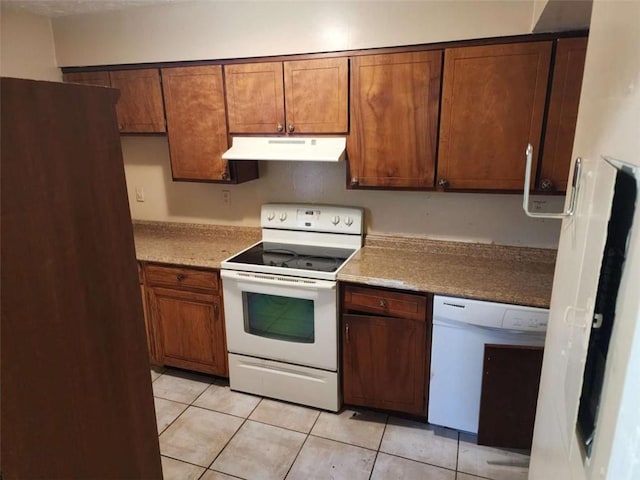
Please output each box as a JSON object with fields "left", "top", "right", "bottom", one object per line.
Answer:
{"left": 63, "top": 69, "right": 166, "bottom": 134}
{"left": 225, "top": 57, "right": 348, "bottom": 134}
{"left": 109, "top": 69, "right": 166, "bottom": 133}
{"left": 538, "top": 37, "right": 588, "bottom": 193}
{"left": 437, "top": 41, "right": 552, "bottom": 191}
{"left": 348, "top": 51, "right": 442, "bottom": 188}
{"left": 162, "top": 65, "right": 231, "bottom": 181}
{"left": 62, "top": 71, "right": 111, "bottom": 88}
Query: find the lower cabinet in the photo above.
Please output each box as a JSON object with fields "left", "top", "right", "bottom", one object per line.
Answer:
{"left": 341, "top": 284, "right": 431, "bottom": 416}
{"left": 143, "top": 263, "right": 228, "bottom": 376}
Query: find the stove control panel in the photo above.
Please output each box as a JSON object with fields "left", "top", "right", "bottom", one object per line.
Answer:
{"left": 261, "top": 203, "right": 364, "bottom": 234}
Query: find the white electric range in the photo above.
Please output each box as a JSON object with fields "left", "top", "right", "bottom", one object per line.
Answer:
{"left": 221, "top": 203, "right": 364, "bottom": 411}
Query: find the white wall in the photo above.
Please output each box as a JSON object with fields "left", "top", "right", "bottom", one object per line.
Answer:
{"left": 0, "top": 7, "right": 60, "bottom": 81}
{"left": 53, "top": 1, "right": 536, "bottom": 66}
{"left": 52, "top": 0, "right": 566, "bottom": 248}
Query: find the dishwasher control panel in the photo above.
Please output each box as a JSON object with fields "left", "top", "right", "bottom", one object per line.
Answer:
{"left": 502, "top": 309, "right": 548, "bottom": 332}
{"left": 433, "top": 295, "right": 549, "bottom": 333}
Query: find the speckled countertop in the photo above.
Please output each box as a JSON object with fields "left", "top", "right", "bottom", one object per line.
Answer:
{"left": 133, "top": 221, "right": 261, "bottom": 269}
{"left": 340, "top": 235, "right": 556, "bottom": 308}
{"left": 133, "top": 222, "right": 556, "bottom": 308}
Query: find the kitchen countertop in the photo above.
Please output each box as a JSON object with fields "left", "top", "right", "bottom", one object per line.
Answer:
{"left": 340, "top": 235, "right": 556, "bottom": 308}
{"left": 133, "top": 221, "right": 556, "bottom": 308}
{"left": 133, "top": 221, "right": 261, "bottom": 269}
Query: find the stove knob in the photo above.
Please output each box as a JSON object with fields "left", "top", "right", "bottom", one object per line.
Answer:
{"left": 279, "top": 212, "right": 287, "bottom": 222}
{"left": 331, "top": 215, "right": 340, "bottom": 225}
{"left": 344, "top": 216, "right": 354, "bottom": 226}
{"left": 266, "top": 211, "right": 275, "bottom": 221}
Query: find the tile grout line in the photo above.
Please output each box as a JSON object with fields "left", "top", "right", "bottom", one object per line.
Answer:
{"left": 367, "top": 415, "right": 390, "bottom": 480}
{"left": 204, "top": 397, "right": 265, "bottom": 472}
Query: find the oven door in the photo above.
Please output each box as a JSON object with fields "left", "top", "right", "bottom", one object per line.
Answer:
{"left": 221, "top": 270, "right": 337, "bottom": 371}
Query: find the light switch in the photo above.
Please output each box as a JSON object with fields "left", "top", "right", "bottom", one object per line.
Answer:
{"left": 135, "top": 186, "right": 145, "bottom": 202}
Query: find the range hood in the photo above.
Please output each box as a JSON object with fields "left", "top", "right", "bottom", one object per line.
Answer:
{"left": 222, "top": 136, "right": 346, "bottom": 162}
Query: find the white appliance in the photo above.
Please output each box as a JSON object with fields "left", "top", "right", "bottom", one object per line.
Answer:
{"left": 222, "top": 136, "right": 346, "bottom": 162}
{"left": 429, "top": 295, "right": 548, "bottom": 433}
{"left": 221, "top": 203, "right": 363, "bottom": 411}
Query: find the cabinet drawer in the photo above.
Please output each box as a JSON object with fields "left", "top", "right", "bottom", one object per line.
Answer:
{"left": 343, "top": 285, "right": 427, "bottom": 322}
{"left": 144, "top": 264, "right": 219, "bottom": 292}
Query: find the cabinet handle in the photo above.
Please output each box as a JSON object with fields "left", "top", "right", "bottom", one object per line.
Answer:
{"left": 221, "top": 171, "right": 229, "bottom": 181}
{"left": 176, "top": 274, "right": 184, "bottom": 281}
{"left": 287, "top": 124, "right": 295, "bottom": 133}
{"left": 379, "top": 299, "right": 387, "bottom": 308}
{"left": 438, "top": 178, "right": 449, "bottom": 188}
{"left": 345, "top": 323, "right": 350, "bottom": 342}
{"left": 350, "top": 177, "right": 359, "bottom": 187}
{"left": 213, "top": 303, "right": 219, "bottom": 317}
{"left": 276, "top": 123, "right": 284, "bottom": 133}
{"left": 539, "top": 178, "right": 554, "bottom": 192}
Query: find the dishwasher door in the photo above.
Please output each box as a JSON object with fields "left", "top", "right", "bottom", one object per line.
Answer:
{"left": 428, "top": 296, "right": 547, "bottom": 433}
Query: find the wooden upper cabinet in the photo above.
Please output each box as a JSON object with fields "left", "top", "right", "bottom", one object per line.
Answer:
{"left": 225, "top": 62, "right": 285, "bottom": 134}
{"left": 348, "top": 51, "right": 442, "bottom": 188}
{"left": 283, "top": 58, "right": 348, "bottom": 133}
{"left": 538, "top": 37, "right": 588, "bottom": 193}
{"left": 162, "top": 66, "right": 230, "bottom": 181}
{"left": 437, "top": 41, "right": 552, "bottom": 191}
{"left": 109, "top": 69, "right": 166, "bottom": 133}
{"left": 62, "top": 71, "right": 111, "bottom": 87}
{"left": 225, "top": 57, "right": 348, "bottom": 134}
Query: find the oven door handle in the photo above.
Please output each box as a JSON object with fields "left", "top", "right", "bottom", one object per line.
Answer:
{"left": 221, "top": 269, "right": 337, "bottom": 290}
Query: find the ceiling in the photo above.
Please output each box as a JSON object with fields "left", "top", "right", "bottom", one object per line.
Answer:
{"left": 1, "top": 0, "right": 190, "bottom": 17}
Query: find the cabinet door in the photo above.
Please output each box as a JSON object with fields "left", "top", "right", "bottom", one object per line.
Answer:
{"left": 63, "top": 71, "right": 111, "bottom": 87}
{"left": 109, "top": 69, "right": 166, "bottom": 133}
{"left": 140, "top": 283, "right": 160, "bottom": 365}
{"left": 225, "top": 62, "right": 285, "bottom": 134}
{"left": 148, "top": 286, "right": 227, "bottom": 376}
{"left": 283, "top": 57, "right": 348, "bottom": 133}
{"left": 162, "top": 66, "right": 230, "bottom": 181}
{"left": 478, "top": 345, "right": 544, "bottom": 449}
{"left": 538, "top": 37, "right": 588, "bottom": 193}
{"left": 342, "top": 314, "right": 427, "bottom": 416}
{"left": 348, "top": 51, "right": 442, "bottom": 188}
{"left": 437, "top": 42, "right": 552, "bottom": 190}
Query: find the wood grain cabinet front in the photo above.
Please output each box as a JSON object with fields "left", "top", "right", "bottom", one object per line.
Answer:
{"left": 225, "top": 57, "right": 348, "bottom": 134}
{"left": 109, "top": 69, "right": 166, "bottom": 133}
{"left": 342, "top": 284, "right": 431, "bottom": 416}
{"left": 160, "top": 65, "right": 259, "bottom": 183}
{"left": 537, "top": 37, "right": 588, "bottom": 193}
{"left": 144, "top": 264, "right": 228, "bottom": 376}
{"left": 64, "top": 69, "right": 166, "bottom": 133}
{"left": 437, "top": 41, "right": 552, "bottom": 191}
{"left": 348, "top": 51, "right": 442, "bottom": 189}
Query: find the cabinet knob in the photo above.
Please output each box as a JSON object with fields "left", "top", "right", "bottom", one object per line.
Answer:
{"left": 176, "top": 274, "right": 184, "bottom": 281}
{"left": 221, "top": 171, "right": 229, "bottom": 181}
{"left": 287, "top": 124, "right": 295, "bottom": 133}
{"left": 350, "top": 177, "right": 359, "bottom": 187}
{"left": 379, "top": 299, "right": 387, "bottom": 308}
{"left": 276, "top": 123, "right": 284, "bottom": 133}
{"left": 539, "top": 178, "right": 554, "bottom": 192}
{"left": 438, "top": 178, "right": 449, "bottom": 188}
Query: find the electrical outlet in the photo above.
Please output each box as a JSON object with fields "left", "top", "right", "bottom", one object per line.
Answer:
{"left": 222, "top": 190, "right": 230, "bottom": 206}
{"left": 135, "top": 186, "right": 145, "bottom": 202}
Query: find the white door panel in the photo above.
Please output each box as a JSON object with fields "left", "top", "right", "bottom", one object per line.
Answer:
{"left": 530, "top": 1, "right": 640, "bottom": 478}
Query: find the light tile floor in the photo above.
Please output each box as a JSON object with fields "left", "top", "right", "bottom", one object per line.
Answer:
{"left": 152, "top": 367, "right": 530, "bottom": 480}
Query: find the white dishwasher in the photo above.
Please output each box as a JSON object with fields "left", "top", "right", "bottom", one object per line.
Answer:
{"left": 428, "top": 295, "right": 548, "bottom": 433}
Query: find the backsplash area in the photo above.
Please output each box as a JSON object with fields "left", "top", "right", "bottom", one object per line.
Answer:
{"left": 122, "top": 137, "right": 563, "bottom": 249}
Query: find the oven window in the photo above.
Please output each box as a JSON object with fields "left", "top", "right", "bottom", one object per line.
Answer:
{"left": 242, "top": 292, "right": 314, "bottom": 343}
